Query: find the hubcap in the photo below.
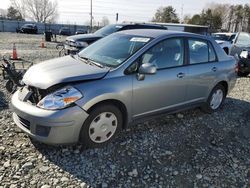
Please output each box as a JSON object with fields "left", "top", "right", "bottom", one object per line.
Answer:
{"left": 210, "top": 89, "right": 223, "bottom": 110}
{"left": 89, "top": 112, "right": 118, "bottom": 143}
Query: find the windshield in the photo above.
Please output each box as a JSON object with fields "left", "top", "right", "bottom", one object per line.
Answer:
{"left": 212, "top": 34, "right": 235, "bottom": 42}
{"left": 94, "top": 24, "right": 123, "bottom": 36}
{"left": 236, "top": 33, "right": 250, "bottom": 47}
{"left": 78, "top": 33, "right": 151, "bottom": 68}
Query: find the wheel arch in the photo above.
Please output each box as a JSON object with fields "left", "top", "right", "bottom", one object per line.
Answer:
{"left": 212, "top": 80, "right": 229, "bottom": 97}
{"left": 217, "top": 81, "right": 228, "bottom": 96}
{"left": 86, "top": 99, "right": 128, "bottom": 129}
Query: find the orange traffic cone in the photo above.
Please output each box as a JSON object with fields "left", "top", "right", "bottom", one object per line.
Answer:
{"left": 12, "top": 43, "right": 18, "bottom": 60}
{"left": 40, "top": 38, "right": 45, "bottom": 48}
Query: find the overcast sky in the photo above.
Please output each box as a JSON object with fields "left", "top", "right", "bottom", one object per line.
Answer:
{"left": 1, "top": 0, "right": 250, "bottom": 25}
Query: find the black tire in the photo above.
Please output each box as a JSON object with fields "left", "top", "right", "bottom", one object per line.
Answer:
{"left": 202, "top": 84, "right": 226, "bottom": 113}
{"left": 79, "top": 104, "right": 123, "bottom": 149}
{"left": 237, "top": 71, "right": 249, "bottom": 77}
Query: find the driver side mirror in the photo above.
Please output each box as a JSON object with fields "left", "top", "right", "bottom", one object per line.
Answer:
{"left": 137, "top": 63, "right": 157, "bottom": 81}
{"left": 138, "top": 63, "right": 157, "bottom": 75}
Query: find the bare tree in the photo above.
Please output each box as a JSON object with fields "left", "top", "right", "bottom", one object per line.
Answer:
{"left": 10, "top": 0, "right": 26, "bottom": 19}
{"left": 101, "top": 16, "right": 110, "bottom": 26}
{"left": 183, "top": 14, "right": 191, "bottom": 24}
{"left": 11, "top": 0, "right": 58, "bottom": 23}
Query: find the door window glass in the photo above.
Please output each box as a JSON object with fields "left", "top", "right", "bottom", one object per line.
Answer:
{"left": 188, "top": 39, "right": 208, "bottom": 64}
{"left": 141, "top": 38, "right": 184, "bottom": 69}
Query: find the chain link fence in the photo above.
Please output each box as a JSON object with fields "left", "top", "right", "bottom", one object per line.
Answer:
{"left": 0, "top": 20, "right": 89, "bottom": 34}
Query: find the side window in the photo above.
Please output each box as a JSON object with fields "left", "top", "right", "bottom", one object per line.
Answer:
{"left": 209, "top": 42, "right": 216, "bottom": 62}
{"left": 141, "top": 38, "right": 184, "bottom": 69}
{"left": 235, "top": 33, "right": 250, "bottom": 46}
{"left": 188, "top": 39, "right": 208, "bottom": 64}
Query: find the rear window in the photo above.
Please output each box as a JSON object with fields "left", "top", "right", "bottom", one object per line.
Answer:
{"left": 209, "top": 42, "right": 216, "bottom": 62}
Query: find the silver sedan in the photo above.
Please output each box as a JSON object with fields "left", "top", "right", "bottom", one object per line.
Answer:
{"left": 11, "top": 29, "right": 237, "bottom": 148}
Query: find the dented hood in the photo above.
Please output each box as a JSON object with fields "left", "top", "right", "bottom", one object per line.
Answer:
{"left": 22, "top": 55, "right": 109, "bottom": 89}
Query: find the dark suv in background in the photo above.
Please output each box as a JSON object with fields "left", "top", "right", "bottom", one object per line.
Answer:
{"left": 16, "top": 24, "right": 38, "bottom": 34}
{"left": 59, "top": 27, "right": 71, "bottom": 36}
{"left": 64, "top": 23, "right": 167, "bottom": 54}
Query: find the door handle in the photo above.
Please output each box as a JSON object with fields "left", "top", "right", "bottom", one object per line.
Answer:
{"left": 212, "top": 67, "right": 217, "bottom": 72}
{"left": 177, "top": 72, "right": 185, "bottom": 78}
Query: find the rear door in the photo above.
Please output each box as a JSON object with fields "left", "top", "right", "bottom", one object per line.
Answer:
{"left": 186, "top": 38, "right": 218, "bottom": 102}
{"left": 132, "top": 37, "right": 188, "bottom": 118}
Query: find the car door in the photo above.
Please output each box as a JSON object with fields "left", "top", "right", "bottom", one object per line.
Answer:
{"left": 132, "top": 37, "right": 188, "bottom": 118}
{"left": 185, "top": 38, "right": 218, "bottom": 102}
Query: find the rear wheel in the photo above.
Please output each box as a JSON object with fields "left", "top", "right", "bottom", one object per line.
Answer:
{"left": 202, "top": 84, "right": 226, "bottom": 113}
{"left": 79, "top": 104, "right": 123, "bottom": 148}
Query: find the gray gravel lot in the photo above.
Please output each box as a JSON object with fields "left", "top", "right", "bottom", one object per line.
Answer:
{"left": 0, "top": 33, "right": 249, "bottom": 188}
{"left": 0, "top": 32, "right": 65, "bottom": 63}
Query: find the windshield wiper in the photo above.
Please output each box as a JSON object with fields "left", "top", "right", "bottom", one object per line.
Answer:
{"left": 77, "top": 54, "right": 105, "bottom": 68}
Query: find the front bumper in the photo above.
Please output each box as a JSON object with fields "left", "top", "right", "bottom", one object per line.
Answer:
{"left": 11, "top": 90, "right": 89, "bottom": 145}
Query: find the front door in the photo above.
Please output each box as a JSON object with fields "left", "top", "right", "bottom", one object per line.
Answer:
{"left": 132, "top": 38, "right": 188, "bottom": 118}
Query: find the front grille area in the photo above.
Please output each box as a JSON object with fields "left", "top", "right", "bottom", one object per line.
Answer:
{"left": 28, "top": 86, "right": 48, "bottom": 104}
{"left": 17, "top": 115, "right": 30, "bottom": 130}
{"left": 21, "top": 84, "right": 64, "bottom": 104}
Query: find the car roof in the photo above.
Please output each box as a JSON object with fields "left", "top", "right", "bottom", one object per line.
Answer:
{"left": 24, "top": 24, "right": 34, "bottom": 26}
{"left": 117, "top": 29, "right": 206, "bottom": 39}
{"left": 113, "top": 23, "right": 165, "bottom": 28}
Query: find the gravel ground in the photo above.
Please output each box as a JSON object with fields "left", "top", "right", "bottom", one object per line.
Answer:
{"left": 0, "top": 32, "right": 65, "bottom": 63}
{"left": 0, "top": 33, "right": 249, "bottom": 188}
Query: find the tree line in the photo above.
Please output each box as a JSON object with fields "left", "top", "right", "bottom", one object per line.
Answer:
{"left": 153, "top": 3, "right": 250, "bottom": 32}
{"left": 0, "top": 0, "right": 57, "bottom": 23}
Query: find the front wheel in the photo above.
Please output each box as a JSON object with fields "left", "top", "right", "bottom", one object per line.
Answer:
{"left": 202, "top": 84, "right": 226, "bottom": 113}
{"left": 79, "top": 104, "right": 123, "bottom": 148}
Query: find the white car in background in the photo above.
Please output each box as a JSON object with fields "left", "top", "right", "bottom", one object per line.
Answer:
{"left": 212, "top": 33, "right": 236, "bottom": 54}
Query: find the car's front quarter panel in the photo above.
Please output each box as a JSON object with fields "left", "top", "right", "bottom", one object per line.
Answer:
{"left": 11, "top": 90, "right": 88, "bottom": 144}
{"left": 74, "top": 73, "right": 133, "bottom": 123}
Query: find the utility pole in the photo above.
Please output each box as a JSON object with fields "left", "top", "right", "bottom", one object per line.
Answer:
{"left": 90, "top": 0, "right": 93, "bottom": 32}
{"left": 181, "top": 4, "right": 183, "bottom": 24}
{"left": 116, "top": 13, "right": 119, "bottom": 23}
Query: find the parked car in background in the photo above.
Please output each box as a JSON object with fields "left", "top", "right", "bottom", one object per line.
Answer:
{"left": 75, "top": 29, "right": 88, "bottom": 35}
{"left": 212, "top": 32, "right": 236, "bottom": 54}
{"left": 229, "top": 32, "right": 250, "bottom": 76}
{"left": 11, "top": 30, "right": 237, "bottom": 147}
{"left": 16, "top": 24, "right": 38, "bottom": 34}
{"left": 59, "top": 27, "right": 71, "bottom": 36}
{"left": 64, "top": 23, "right": 167, "bottom": 55}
